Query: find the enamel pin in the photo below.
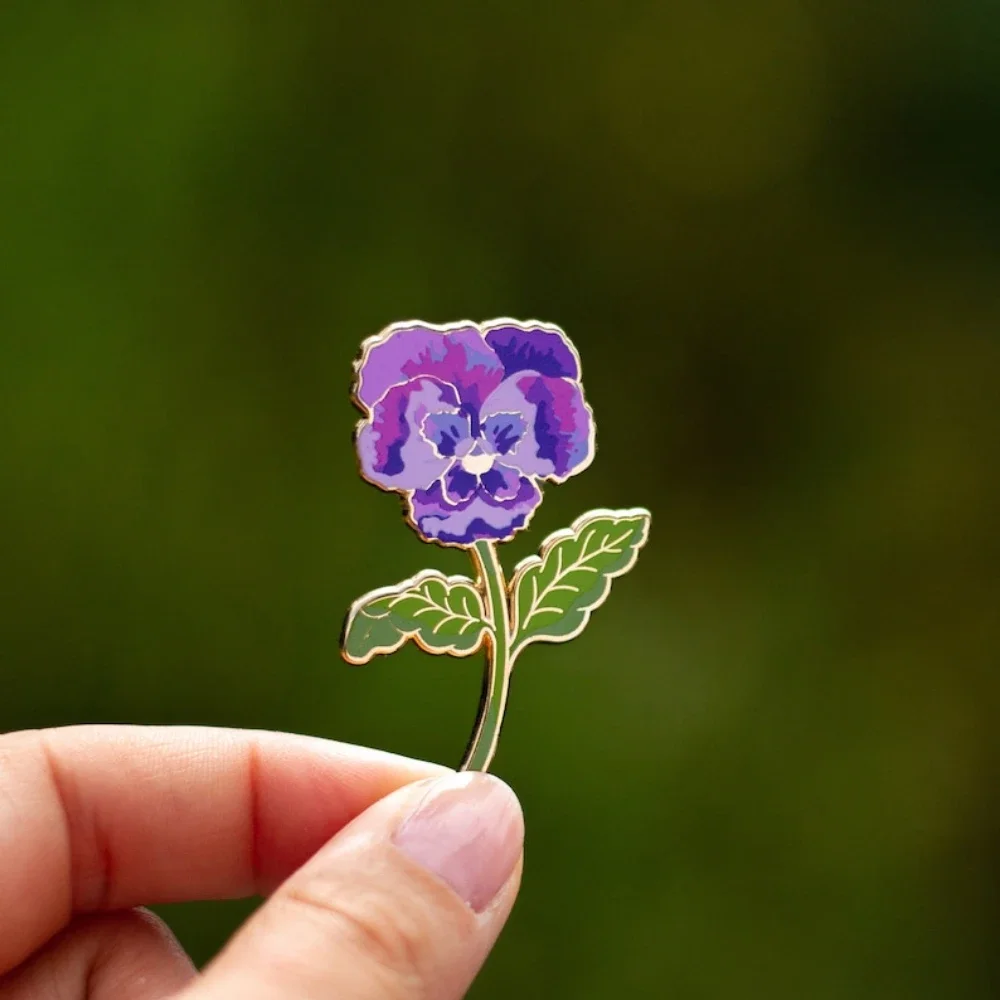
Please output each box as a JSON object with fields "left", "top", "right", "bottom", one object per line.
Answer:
{"left": 341, "top": 320, "right": 651, "bottom": 772}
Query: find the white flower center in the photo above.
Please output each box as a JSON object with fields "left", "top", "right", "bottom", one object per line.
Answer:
{"left": 460, "top": 451, "right": 494, "bottom": 476}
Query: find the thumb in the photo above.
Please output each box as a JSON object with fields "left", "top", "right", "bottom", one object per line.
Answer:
{"left": 180, "top": 771, "right": 524, "bottom": 1000}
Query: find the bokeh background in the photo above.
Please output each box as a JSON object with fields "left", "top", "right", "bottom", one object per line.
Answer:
{"left": 3, "top": 1, "right": 999, "bottom": 996}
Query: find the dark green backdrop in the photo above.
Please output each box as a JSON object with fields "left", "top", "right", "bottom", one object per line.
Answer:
{"left": 2, "top": 1, "right": 998, "bottom": 997}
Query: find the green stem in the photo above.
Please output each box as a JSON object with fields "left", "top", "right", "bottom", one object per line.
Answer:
{"left": 461, "top": 540, "right": 513, "bottom": 772}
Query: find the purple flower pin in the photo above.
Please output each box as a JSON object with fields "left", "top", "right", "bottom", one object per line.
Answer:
{"left": 343, "top": 320, "right": 650, "bottom": 772}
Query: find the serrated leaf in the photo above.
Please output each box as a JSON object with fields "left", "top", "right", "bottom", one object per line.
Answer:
{"left": 510, "top": 508, "right": 651, "bottom": 651}
{"left": 342, "top": 570, "right": 491, "bottom": 664}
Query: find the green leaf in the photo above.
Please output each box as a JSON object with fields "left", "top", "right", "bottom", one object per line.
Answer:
{"left": 342, "top": 570, "right": 491, "bottom": 664}
{"left": 511, "top": 507, "right": 651, "bottom": 650}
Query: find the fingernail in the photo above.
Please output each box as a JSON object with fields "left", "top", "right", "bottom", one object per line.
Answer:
{"left": 393, "top": 772, "right": 524, "bottom": 912}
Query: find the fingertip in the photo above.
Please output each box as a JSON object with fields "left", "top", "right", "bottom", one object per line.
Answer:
{"left": 191, "top": 771, "right": 524, "bottom": 1000}
{"left": 393, "top": 772, "right": 524, "bottom": 913}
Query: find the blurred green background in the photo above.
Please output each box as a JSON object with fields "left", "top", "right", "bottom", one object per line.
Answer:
{"left": 2, "top": 1, "right": 999, "bottom": 996}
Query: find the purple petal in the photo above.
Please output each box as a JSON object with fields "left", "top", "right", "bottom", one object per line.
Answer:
{"left": 442, "top": 462, "right": 479, "bottom": 504}
{"left": 480, "top": 374, "right": 594, "bottom": 481}
{"left": 482, "top": 411, "right": 527, "bottom": 456}
{"left": 422, "top": 411, "right": 472, "bottom": 458}
{"left": 480, "top": 462, "right": 522, "bottom": 501}
{"left": 408, "top": 476, "right": 542, "bottom": 546}
{"left": 356, "top": 377, "right": 458, "bottom": 491}
{"left": 356, "top": 323, "right": 504, "bottom": 413}
{"left": 483, "top": 322, "right": 580, "bottom": 380}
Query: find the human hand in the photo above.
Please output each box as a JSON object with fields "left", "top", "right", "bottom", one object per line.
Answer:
{"left": 0, "top": 726, "right": 524, "bottom": 998}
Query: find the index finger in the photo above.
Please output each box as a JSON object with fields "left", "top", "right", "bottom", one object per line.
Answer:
{"left": 0, "top": 725, "right": 446, "bottom": 975}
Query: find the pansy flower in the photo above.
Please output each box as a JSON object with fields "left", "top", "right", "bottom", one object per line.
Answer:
{"left": 353, "top": 319, "right": 595, "bottom": 546}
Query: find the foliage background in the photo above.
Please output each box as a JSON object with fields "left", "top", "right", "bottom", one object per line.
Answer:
{"left": 2, "top": 2, "right": 998, "bottom": 997}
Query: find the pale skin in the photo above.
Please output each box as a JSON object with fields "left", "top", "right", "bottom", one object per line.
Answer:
{"left": 0, "top": 726, "right": 525, "bottom": 999}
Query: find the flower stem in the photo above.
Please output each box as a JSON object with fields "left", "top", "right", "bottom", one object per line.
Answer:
{"left": 461, "top": 540, "right": 513, "bottom": 772}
